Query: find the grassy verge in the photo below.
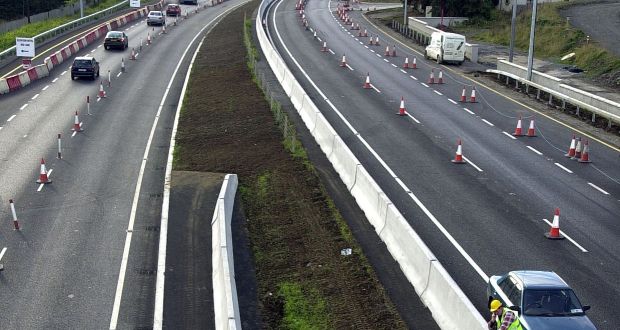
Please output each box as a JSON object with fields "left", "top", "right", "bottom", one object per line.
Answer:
{"left": 0, "top": 0, "right": 126, "bottom": 52}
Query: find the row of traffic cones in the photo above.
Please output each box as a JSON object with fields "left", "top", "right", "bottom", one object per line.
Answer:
{"left": 512, "top": 116, "right": 536, "bottom": 137}
{"left": 427, "top": 69, "right": 443, "bottom": 84}
{"left": 565, "top": 135, "right": 592, "bottom": 163}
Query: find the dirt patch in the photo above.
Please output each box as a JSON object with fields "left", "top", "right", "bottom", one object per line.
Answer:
{"left": 174, "top": 1, "right": 405, "bottom": 328}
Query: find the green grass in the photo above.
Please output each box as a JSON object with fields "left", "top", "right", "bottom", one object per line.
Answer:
{"left": 279, "top": 282, "right": 331, "bottom": 330}
{"left": 0, "top": 0, "right": 126, "bottom": 52}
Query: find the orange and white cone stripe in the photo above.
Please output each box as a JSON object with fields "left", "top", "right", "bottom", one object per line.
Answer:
{"left": 545, "top": 208, "right": 564, "bottom": 240}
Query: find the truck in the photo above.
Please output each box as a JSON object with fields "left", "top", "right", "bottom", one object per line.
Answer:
{"left": 424, "top": 31, "right": 466, "bottom": 65}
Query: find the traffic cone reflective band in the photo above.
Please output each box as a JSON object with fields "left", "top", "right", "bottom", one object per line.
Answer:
{"left": 545, "top": 208, "right": 565, "bottom": 240}
{"left": 412, "top": 56, "right": 417, "bottom": 69}
{"left": 527, "top": 119, "right": 536, "bottom": 137}
{"left": 578, "top": 140, "right": 592, "bottom": 163}
{"left": 340, "top": 55, "right": 347, "bottom": 67}
{"left": 428, "top": 69, "right": 435, "bottom": 84}
{"left": 385, "top": 45, "right": 390, "bottom": 56}
{"left": 437, "top": 70, "right": 443, "bottom": 84}
{"left": 460, "top": 86, "right": 467, "bottom": 102}
{"left": 470, "top": 86, "right": 477, "bottom": 103}
{"left": 403, "top": 57, "right": 409, "bottom": 69}
{"left": 565, "top": 135, "right": 576, "bottom": 157}
{"left": 130, "top": 48, "right": 136, "bottom": 60}
{"left": 572, "top": 137, "right": 583, "bottom": 160}
{"left": 397, "top": 97, "right": 406, "bottom": 116}
{"left": 321, "top": 41, "right": 327, "bottom": 52}
{"left": 37, "top": 158, "right": 51, "bottom": 184}
{"left": 72, "top": 111, "right": 83, "bottom": 132}
{"left": 10, "top": 199, "right": 20, "bottom": 230}
{"left": 452, "top": 139, "right": 466, "bottom": 164}
{"left": 513, "top": 116, "right": 524, "bottom": 136}
{"left": 98, "top": 81, "right": 106, "bottom": 98}
{"left": 363, "top": 73, "right": 371, "bottom": 89}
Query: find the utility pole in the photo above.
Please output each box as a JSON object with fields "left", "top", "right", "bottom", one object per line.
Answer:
{"left": 404, "top": 0, "right": 407, "bottom": 27}
{"left": 80, "top": 0, "right": 84, "bottom": 18}
{"left": 526, "top": 0, "right": 538, "bottom": 81}
{"left": 509, "top": 0, "right": 517, "bottom": 62}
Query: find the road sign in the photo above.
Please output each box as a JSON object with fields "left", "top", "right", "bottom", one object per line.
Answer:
{"left": 16, "top": 37, "right": 35, "bottom": 57}
{"left": 130, "top": 0, "right": 140, "bottom": 8}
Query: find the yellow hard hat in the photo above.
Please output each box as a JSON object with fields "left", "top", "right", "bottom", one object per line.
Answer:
{"left": 490, "top": 299, "right": 503, "bottom": 312}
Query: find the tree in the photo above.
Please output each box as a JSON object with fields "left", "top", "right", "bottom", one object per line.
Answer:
{"left": 409, "top": 0, "right": 494, "bottom": 19}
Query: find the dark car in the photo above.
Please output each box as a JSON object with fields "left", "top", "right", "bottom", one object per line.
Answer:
{"left": 180, "top": 0, "right": 197, "bottom": 5}
{"left": 166, "top": 4, "right": 181, "bottom": 16}
{"left": 71, "top": 56, "right": 100, "bottom": 80}
{"left": 103, "top": 31, "right": 128, "bottom": 50}
{"left": 488, "top": 270, "right": 596, "bottom": 330}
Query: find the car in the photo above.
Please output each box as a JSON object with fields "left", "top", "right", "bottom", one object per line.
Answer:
{"left": 146, "top": 11, "right": 166, "bottom": 26}
{"left": 487, "top": 270, "right": 596, "bottom": 330}
{"left": 166, "top": 4, "right": 181, "bottom": 16}
{"left": 71, "top": 56, "right": 100, "bottom": 80}
{"left": 103, "top": 31, "right": 128, "bottom": 50}
{"left": 180, "top": 0, "right": 197, "bottom": 5}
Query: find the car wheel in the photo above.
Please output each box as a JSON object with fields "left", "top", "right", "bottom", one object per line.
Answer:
{"left": 437, "top": 55, "right": 442, "bottom": 64}
{"left": 71, "top": 75, "right": 75, "bottom": 80}
{"left": 96, "top": 70, "right": 100, "bottom": 78}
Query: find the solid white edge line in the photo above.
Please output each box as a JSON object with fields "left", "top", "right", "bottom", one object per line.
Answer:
{"left": 502, "top": 131, "right": 516, "bottom": 140}
{"left": 462, "top": 156, "right": 483, "bottom": 172}
{"left": 526, "top": 145, "right": 543, "bottom": 155}
{"left": 481, "top": 119, "right": 494, "bottom": 127}
{"left": 542, "top": 219, "right": 588, "bottom": 252}
{"left": 554, "top": 162, "right": 573, "bottom": 174}
{"left": 274, "top": 0, "right": 489, "bottom": 282}
{"left": 587, "top": 182, "right": 610, "bottom": 195}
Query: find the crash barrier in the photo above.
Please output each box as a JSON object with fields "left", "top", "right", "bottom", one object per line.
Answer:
{"left": 256, "top": 0, "right": 487, "bottom": 328}
{"left": 491, "top": 60, "right": 620, "bottom": 127}
{"left": 212, "top": 174, "right": 242, "bottom": 330}
{"left": 0, "top": 3, "right": 157, "bottom": 95}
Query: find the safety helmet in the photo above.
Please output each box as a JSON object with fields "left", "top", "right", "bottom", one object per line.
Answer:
{"left": 490, "top": 299, "right": 503, "bottom": 312}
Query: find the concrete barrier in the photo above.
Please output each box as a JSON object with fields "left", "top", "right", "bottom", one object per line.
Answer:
{"left": 212, "top": 174, "right": 241, "bottom": 330}
{"left": 6, "top": 75, "right": 22, "bottom": 91}
{"left": 34, "top": 63, "right": 50, "bottom": 78}
{"left": 464, "top": 43, "right": 478, "bottom": 63}
{"left": 27, "top": 67, "right": 39, "bottom": 81}
{"left": 17, "top": 71, "right": 31, "bottom": 88}
{"left": 0, "top": 78, "right": 9, "bottom": 94}
{"left": 310, "top": 112, "right": 337, "bottom": 156}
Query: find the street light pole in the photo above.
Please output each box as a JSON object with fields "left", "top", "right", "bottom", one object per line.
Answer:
{"left": 509, "top": 0, "right": 517, "bottom": 62}
{"left": 80, "top": 0, "right": 84, "bottom": 18}
{"left": 526, "top": 0, "right": 538, "bottom": 81}
{"left": 403, "top": 0, "right": 407, "bottom": 27}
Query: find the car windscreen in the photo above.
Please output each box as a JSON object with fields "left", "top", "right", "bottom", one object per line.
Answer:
{"left": 106, "top": 32, "right": 122, "bottom": 39}
{"left": 73, "top": 60, "right": 92, "bottom": 68}
{"left": 523, "top": 289, "right": 584, "bottom": 316}
{"left": 150, "top": 12, "right": 162, "bottom": 16}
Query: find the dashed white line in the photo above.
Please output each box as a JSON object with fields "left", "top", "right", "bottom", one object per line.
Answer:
{"left": 433, "top": 90, "right": 442, "bottom": 96}
{"left": 463, "top": 107, "right": 474, "bottom": 115}
{"left": 52, "top": 78, "right": 59, "bottom": 83}
{"left": 502, "top": 131, "right": 517, "bottom": 140}
{"left": 383, "top": 58, "right": 388, "bottom": 62}
{"left": 462, "top": 156, "right": 483, "bottom": 172}
{"left": 317, "top": 37, "right": 322, "bottom": 42}
{"left": 554, "top": 162, "right": 573, "bottom": 174}
{"left": 364, "top": 45, "right": 369, "bottom": 49}
{"left": 345, "top": 64, "right": 354, "bottom": 71}
{"left": 42, "top": 85, "right": 49, "bottom": 91}
{"left": 20, "top": 104, "right": 28, "bottom": 110}
{"left": 370, "top": 49, "right": 375, "bottom": 53}
{"left": 409, "top": 75, "right": 418, "bottom": 81}
{"left": 97, "top": 44, "right": 103, "bottom": 48}
{"left": 37, "top": 169, "right": 53, "bottom": 192}
{"left": 32, "top": 94, "right": 39, "bottom": 100}
{"left": 328, "top": 49, "right": 335, "bottom": 55}
{"left": 359, "top": 41, "right": 363, "bottom": 45}
{"left": 406, "top": 112, "right": 420, "bottom": 124}
{"left": 390, "top": 63, "right": 397, "bottom": 68}
{"left": 370, "top": 84, "right": 381, "bottom": 93}
{"left": 7, "top": 115, "right": 16, "bottom": 122}
{"left": 448, "top": 99, "right": 457, "bottom": 104}
{"left": 135, "top": 53, "right": 139, "bottom": 58}
{"left": 91, "top": 49, "right": 96, "bottom": 53}
{"left": 421, "top": 83, "right": 429, "bottom": 88}
{"left": 60, "top": 70, "right": 67, "bottom": 76}
{"left": 400, "top": 69, "right": 407, "bottom": 73}
{"left": 542, "top": 218, "right": 588, "bottom": 252}
{"left": 526, "top": 146, "right": 543, "bottom": 155}
{"left": 117, "top": 72, "right": 122, "bottom": 77}
{"left": 588, "top": 182, "right": 609, "bottom": 195}
{"left": 481, "top": 119, "right": 494, "bottom": 126}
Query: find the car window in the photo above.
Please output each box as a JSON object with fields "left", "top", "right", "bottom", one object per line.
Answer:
{"left": 499, "top": 276, "right": 521, "bottom": 306}
{"left": 73, "top": 60, "right": 92, "bottom": 67}
{"left": 107, "top": 32, "right": 122, "bottom": 38}
{"left": 523, "top": 289, "right": 584, "bottom": 316}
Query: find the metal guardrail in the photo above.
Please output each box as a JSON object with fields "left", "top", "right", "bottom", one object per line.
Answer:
{"left": 0, "top": 1, "right": 129, "bottom": 62}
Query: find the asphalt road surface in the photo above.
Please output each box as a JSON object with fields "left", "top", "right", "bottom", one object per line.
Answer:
{"left": 268, "top": 0, "right": 620, "bottom": 328}
{"left": 560, "top": 0, "right": 620, "bottom": 57}
{"left": 0, "top": 0, "right": 245, "bottom": 328}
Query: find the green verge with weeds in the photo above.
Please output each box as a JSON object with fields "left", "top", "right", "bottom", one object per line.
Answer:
{"left": 243, "top": 16, "right": 389, "bottom": 325}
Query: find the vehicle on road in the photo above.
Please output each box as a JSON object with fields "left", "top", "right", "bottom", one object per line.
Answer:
{"left": 180, "top": 0, "right": 198, "bottom": 5}
{"left": 103, "top": 31, "right": 128, "bottom": 50}
{"left": 487, "top": 270, "right": 596, "bottom": 330}
{"left": 71, "top": 56, "right": 100, "bottom": 80}
{"left": 147, "top": 10, "right": 166, "bottom": 26}
{"left": 166, "top": 4, "right": 181, "bottom": 16}
{"left": 424, "top": 31, "right": 465, "bottom": 65}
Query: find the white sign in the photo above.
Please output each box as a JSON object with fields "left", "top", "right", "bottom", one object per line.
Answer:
{"left": 130, "top": 0, "right": 140, "bottom": 8}
{"left": 16, "top": 37, "right": 35, "bottom": 57}
{"left": 425, "top": 6, "right": 432, "bottom": 17}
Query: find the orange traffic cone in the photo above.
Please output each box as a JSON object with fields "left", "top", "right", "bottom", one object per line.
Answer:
{"left": 578, "top": 140, "right": 592, "bottom": 163}
{"left": 98, "top": 81, "right": 106, "bottom": 98}
{"left": 545, "top": 208, "right": 565, "bottom": 240}
{"left": 374, "top": 36, "right": 380, "bottom": 46}
{"left": 362, "top": 29, "right": 368, "bottom": 37}
{"left": 411, "top": 56, "right": 417, "bottom": 69}
{"left": 321, "top": 41, "right": 327, "bottom": 52}
{"left": 368, "top": 37, "right": 374, "bottom": 46}
{"left": 459, "top": 86, "right": 467, "bottom": 102}
{"left": 72, "top": 111, "right": 83, "bottom": 132}
{"left": 147, "top": 32, "right": 151, "bottom": 45}
{"left": 572, "top": 137, "right": 583, "bottom": 160}
{"left": 363, "top": 73, "right": 371, "bottom": 89}
{"left": 403, "top": 57, "right": 410, "bottom": 69}
{"left": 469, "top": 86, "right": 477, "bottom": 103}
{"left": 36, "top": 158, "right": 51, "bottom": 184}
{"left": 384, "top": 45, "right": 390, "bottom": 56}
{"left": 451, "top": 139, "right": 466, "bottom": 164}
{"left": 565, "top": 135, "right": 576, "bottom": 157}
{"left": 437, "top": 70, "right": 443, "bottom": 84}
{"left": 340, "top": 54, "right": 347, "bottom": 67}
{"left": 130, "top": 48, "right": 136, "bottom": 60}
{"left": 513, "top": 116, "right": 524, "bottom": 136}
{"left": 397, "top": 97, "right": 406, "bottom": 116}
{"left": 527, "top": 119, "right": 536, "bottom": 137}
{"left": 428, "top": 69, "right": 435, "bottom": 84}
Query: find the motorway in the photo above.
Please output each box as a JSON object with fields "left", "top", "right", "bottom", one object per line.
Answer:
{"left": 0, "top": 1, "right": 245, "bottom": 328}
{"left": 267, "top": 0, "right": 620, "bottom": 328}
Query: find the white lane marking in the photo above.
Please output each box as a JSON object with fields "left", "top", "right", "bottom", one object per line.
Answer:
{"left": 328, "top": 49, "right": 335, "bottom": 54}
{"left": 463, "top": 107, "right": 474, "bottom": 115}
{"left": 462, "top": 156, "right": 483, "bottom": 172}
{"left": 588, "top": 182, "right": 610, "bottom": 195}
{"left": 433, "top": 90, "right": 442, "bottom": 96}
{"left": 406, "top": 112, "right": 420, "bottom": 124}
{"left": 7, "top": 115, "right": 16, "bottom": 122}
{"left": 526, "top": 146, "right": 543, "bottom": 155}
{"left": 90, "top": 49, "right": 96, "bottom": 53}
{"left": 135, "top": 53, "right": 140, "bottom": 58}
{"left": 37, "top": 169, "right": 53, "bottom": 192}
{"left": 0, "top": 247, "right": 7, "bottom": 263}
{"left": 0, "top": 127, "right": 3, "bottom": 130}
{"left": 370, "top": 49, "right": 375, "bottom": 53}
{"left": 20, "top": 104, "right": 28, "bottom": 110}
{"left": 400, "top": 69, "right": 407, "bottom": 73}
{"left": 502, "top": 131, "right": 517, "bottom": 140}
{"left": 97, "top": 44, "right": 102, "bottom": 48}
{"left": 391, "top": 63, "right": 397, "bottom": 68}
{"left": 421, "top": 83, "right": 429, "bottom": 88}
{"left": 409, "top": 75, "right": 417, "bottom": 81}
{"left": 345, "top": 64, "right": 354, "bottom": 71}
{"left": 277, "top": 0, "right": 489, "bottom": 282}
{"left": 364, "top": 45, "right": 368, "bottom": 49}
{"left": 32, "top": 93, "right": 40, "bottom": 100}
{"left": 52, "top": 78, "right": 59, "bottom": 83}
{"left": 554, "top": 162, "right": 573, "bottom": 174}
{"left": 42, "top": 85, "right": 49, "bottom": 91}
{"left": 61, "top": 70, "right": 67, "bottom": 76}
{"left": 370, "top": 84, "right": 381, "bottom": 93}
{"left": 117, "top": 72, "right": 122, "bottom": 77}
{"left": 481, "top": 119, "right": 494, "bottom": 126}
{"left": 317, "top": 37, "right": 322, "bottom": 42}
{"left": 542, "top": 218, "right": 588, "bottom": 252}
{"left": 448, "top": 99, "right": 457, "bottom": 105}
{"left": 359, "top": 41, "right": 363, "bottom": 45}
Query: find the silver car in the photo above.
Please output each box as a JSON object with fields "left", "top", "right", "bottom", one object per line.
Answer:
{"left": 146, "top": 11, "right": 165, "bottom": 26}
{"left": 487, "top": 270, "right": 596, "bottom": 330}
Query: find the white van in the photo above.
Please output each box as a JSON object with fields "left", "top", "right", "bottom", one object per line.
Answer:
{"left": 425, "top": 32, "right": 466, "bottom": 65}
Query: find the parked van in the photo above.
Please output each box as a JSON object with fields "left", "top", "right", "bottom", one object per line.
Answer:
{"left": 425, "top": 32, "right": 466, "bottom": 65}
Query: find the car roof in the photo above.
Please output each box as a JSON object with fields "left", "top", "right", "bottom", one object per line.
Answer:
{"left": 106, "top": 31, "right": 123, "bottom": 35}
{"left": 509, "top": 270, "right": 571, "bottom": 290}
{"left": 168, "top": 4, "right": 179, "bottom": 6}
{"left": 74, "top": 56, "right": 94, "bottom": 60}
{"left": 149, "top": 10, "right": 163, "bottom": 14}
